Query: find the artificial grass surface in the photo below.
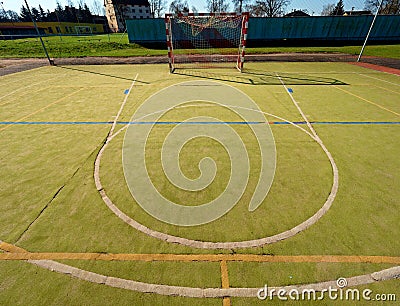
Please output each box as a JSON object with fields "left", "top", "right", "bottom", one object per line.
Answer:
{"left": 0, "top": 261, "right": 220, "bottom": 306}
{"left": 59, "top": 260, "right": 222, "bottom": 288}
{"left": 101, "top": 124, "right": 331, "bottom": 242}
{"left": 228, "top": 262, "right": 396, "bottom": 287}
{"left": 0, "top": 62, "right": 398, "bottom": 303}
{"left": 0, "top": 34, "right": 400, "bottom": 59}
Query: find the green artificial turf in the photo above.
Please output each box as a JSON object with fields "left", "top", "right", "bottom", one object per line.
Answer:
{"left": 0, "top": 33, "right": 399, "bottom": 59}
{"left": 0, "top": 62, "right": 398, "bottom": 304}
{"left": 0, "top": 261, "right": 220, "bottom": 306}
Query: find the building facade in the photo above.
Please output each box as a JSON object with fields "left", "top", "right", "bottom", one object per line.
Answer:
{"left": 104, "top": 0, "right": 151, "bottom": 32}
{"left": 0, "top": 22, "right": 105, "bottom": 37}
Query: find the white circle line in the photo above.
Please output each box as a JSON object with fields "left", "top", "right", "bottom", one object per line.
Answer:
{"left": 94, "top": 84, "right": 338, "bottom": 249}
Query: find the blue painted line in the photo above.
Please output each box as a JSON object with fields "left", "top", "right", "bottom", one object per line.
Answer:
{"left": 0, "top": 121, "right": 264, "bottom": 126}
{"left": 118, "top": 121, "right": 264, "bottom": 125}
{"left": 0, "top": 121, "right": 112, "bottom": 125}
{"left": 311, "top": 121, "right": 400, "bottom": 125}
{"left": 271, "top": 121, "right": 306, "bottom": 125}
{"left": 271, "top": 121, "right": 400, "bottom": 125}
{"left": 0, "top": 121, "right": 399, "bottom": 125}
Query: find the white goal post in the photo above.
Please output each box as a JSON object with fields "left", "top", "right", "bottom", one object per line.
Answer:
{"left": 165, "top": 12, "right": 249, "bottom": 73}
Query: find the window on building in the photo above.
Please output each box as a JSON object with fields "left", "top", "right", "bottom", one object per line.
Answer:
{"left": 140, "top": 16, "right": 143, "bottom": 19}
{"left": 139, "top": 9, "right": 142, "bottom": 13}
{"left": 48, "top": 27, "right": 53, "bottom": 33}
{"left": 65, "top": 26, "right": 69, "bottom": 33}
{"left": 56, "top": 26, "right": 61, "bottom": 33}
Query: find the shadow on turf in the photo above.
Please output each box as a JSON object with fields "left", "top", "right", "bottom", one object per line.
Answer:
{"left": 174, "top": 69, "right": 347, "bottom": 86}
{"left": 57, "top": 66, "right": 150, "bottom": 84}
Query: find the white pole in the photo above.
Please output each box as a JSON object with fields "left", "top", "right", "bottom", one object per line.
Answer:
{"left": 357, "top": 0, "right": 384, "bottom": 62}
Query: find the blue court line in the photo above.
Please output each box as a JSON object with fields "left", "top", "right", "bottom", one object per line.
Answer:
{"left": 271, "top": 121, "right": 400, "bottom": 125}
{"left": 118, "top": 121, "right": 264, "bottom": 125}
{"left": 0, "top": 121, "right": 112, "bottom": 125}
{"left": 0, "top": 121, "right": 399, "bottom": 125}
{"left": 313, "top": 121, "right": 400, "bottom": 125}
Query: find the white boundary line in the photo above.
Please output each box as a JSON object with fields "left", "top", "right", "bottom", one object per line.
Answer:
{"left": 0, "top": 73, "right": 47, "bottom": 86}
{"left": 0, "top": 77, "right": 55, "bottom": 101}
{"left": 372, "top": 85, "right": 400, "bottom": 95}
{"left": 94, "top": 80, "right": 338, "bottom": 249}
{"left": 276, "top": 72, "right": 340, "bottom": 230}
{"left": 1, "top": 77, "right": 396, "bottom": 298}
{"left": 276, "top": 74, "right": 317, "bottom": 138}
{"left": 27, "top": 259, "right": 400, "bottom": 298}
{"left": 359, "top": 73, "right": 400, "bottom": 87}
{"left": 108, "top": 73, "right": 139, "bottom": 138}
{"left": 0, "top": 239, "right": 399, "bottom": 298}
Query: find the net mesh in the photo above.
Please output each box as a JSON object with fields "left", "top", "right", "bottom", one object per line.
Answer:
{"left": 167, "top": 14, "right": 245, "bottom": 70}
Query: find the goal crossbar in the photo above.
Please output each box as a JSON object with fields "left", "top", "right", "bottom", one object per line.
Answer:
{"left": 165, "top": 12, "right": 249, "bottom": 73}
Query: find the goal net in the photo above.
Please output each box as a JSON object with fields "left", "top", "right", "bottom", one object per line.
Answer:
{"left": 165, "top": 13, "right": 249, "bottom": 73}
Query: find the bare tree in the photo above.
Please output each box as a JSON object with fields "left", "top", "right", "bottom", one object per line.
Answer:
{"left": 248, "top": 0, "right": 291, "bottom": 17}
{"left": 321, "top": 3, "right": 336, "bottom": 16}
{"left": 233, "top": 0, "right": 251, "bottom": 13}
{"left": 206, "top": 0, "right": 230, "bottom": 13}
{"left": 150, "top": 0, "right": 167, "bottom": 17}
{"left": 169, "top": 0, "right": 189, "bottom": 14}
{"left": 365, "top": 0, "right": 400, "bottom": 14}
{"left": 90, "top": 0, "right": 103, "bottom": 16}
{"left": 384, "top": 0, "right": 400, "bottom": 14}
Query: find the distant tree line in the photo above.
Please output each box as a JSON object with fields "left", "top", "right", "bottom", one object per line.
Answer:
{"left": 168, "top": 0, "right": 289, "bottom": 16}
{"left": 365, "top": 0, "right": 400, "bottom": 14}
{"left": 322, "top": 0, "right": 399, "bottom": 16}
{"left": 168, "top": 0, "right": 400, "bottom": 17}
{"left": 1, "top": 0, "right": 399, "bottom": 23}
{"left": 0, "top": 1, "right": 102, "bottom": 23}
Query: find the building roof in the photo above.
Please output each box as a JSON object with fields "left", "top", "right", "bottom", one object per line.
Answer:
{"left": 284, "top": 10, "right": 310, "bottom": 17}
{"left": 113, "top": 0, "right": 150, "bottom": 6}
{"left": 0, "top": 25, "right": 38, "bottom": 30}
{"left": 344, "top": 10, "right": 372, "bottom": 16}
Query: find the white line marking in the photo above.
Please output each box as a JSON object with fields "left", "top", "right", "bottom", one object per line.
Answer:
{"left": 94, "top": 80, "right": 338, "bottom": 249}
{"left": 276, "top": 73, "right": 339, "bottom": 230}
{"left": 359, "top": 73, "right": 400, "bottom": 87}
{"left": 276, "top": 74, "right": 317, "bottom": 138}
{"left": 0, "top": 74, "right": 41, "bottom": 86}
{"left": 372, "top": 85, "right": 400, "bottom": 95}
{"left": 0, "top": 86, "right": 51, "bottom": 107}
{"left": 108, "top": 73, "right": 139, "bottom": 139}
{"left": 0, "top": 77, "right": 54, "bottom": 100}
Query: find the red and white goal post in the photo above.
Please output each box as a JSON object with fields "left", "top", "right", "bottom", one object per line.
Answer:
{"left": 165, "top": 12, "right": 249, "bottom": 73}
